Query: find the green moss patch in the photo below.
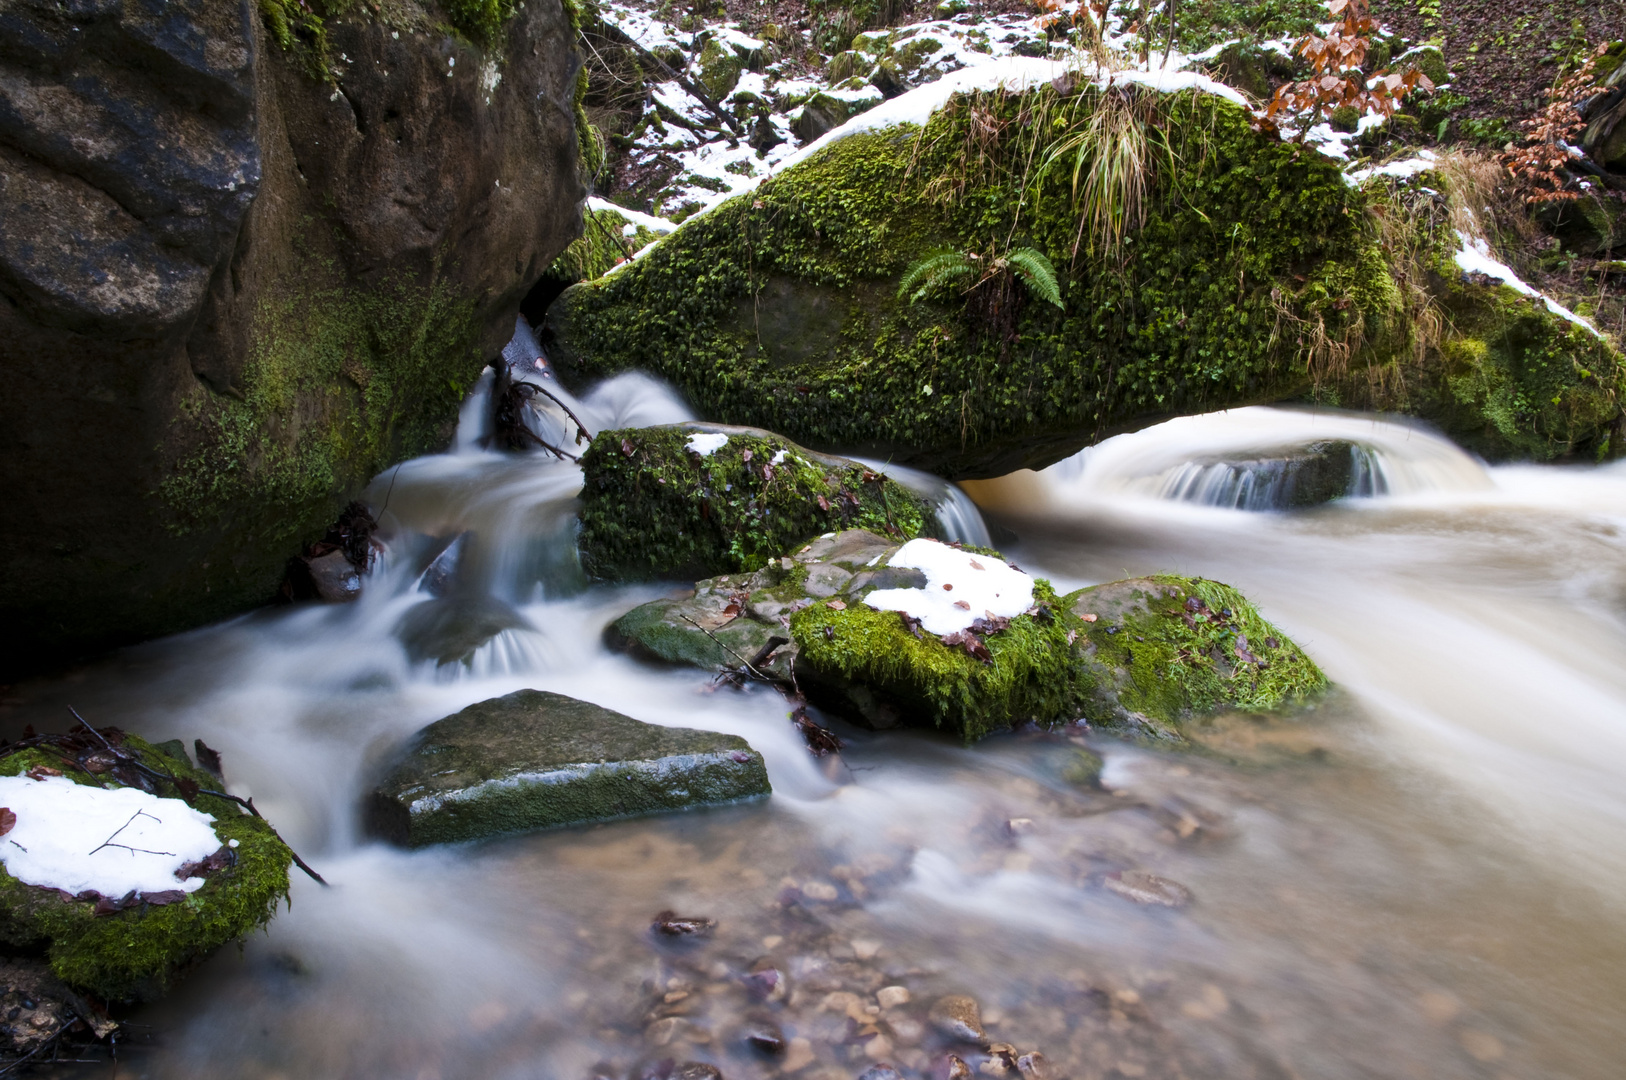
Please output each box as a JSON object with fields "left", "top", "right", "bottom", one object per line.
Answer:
{"left": 792, "top": 577, "right": 1092, "bottom": 744}
{"left": 0, "top": 738, "right": 292, "bottom": 1002}
{"left": 549, "top": 81, "right": 1623, "bottom": 473}
{"left": 1068, "top": 575, "right": 1327, "bottom": 740}
{"left": 578, "top": 423, "right": 930, "bottom": 581}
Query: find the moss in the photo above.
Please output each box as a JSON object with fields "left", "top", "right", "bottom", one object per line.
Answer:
{"left": 1327, "top": 173, "right": 1625, "bottom": 461}
{"left": 1069, "top": 575, "right": 1327, "bottom": 734}
{"left": 367, "top": 690, "right": 771, "bottom": 846}
{"left": 257, "top": 0, "right": 520, "bottom": 78}
{"left": 159, "top": 245, "right": 484, "bottom": 561}
{"left": 578, "top": 424, "right": 930, "bottom": 580}
{"left": 545, "top": 205, "right": 664, "bottom": 288}
{"left": 0, "top": 739, "right": 292, "bottom": 1001}
{"left": 548, "top": 86, "right": 1408, "bottom": 475}
{"left": 792, "top": 578, "right": 1092, "bottom": 743}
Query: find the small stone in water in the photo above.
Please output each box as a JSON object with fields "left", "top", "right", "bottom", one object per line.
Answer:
{"left": 1103, "top": 871, "right": 1193, "bottom": 908}
{"left": 1015, "top": 1051, "right": 1051, "bottom": 1079}
{"left": 741, "top": 966, "right": 782, "bottom": 1000}
{"left": 852, "top": 938, "right": 882, "bottom": 960}
{"left": 1005, "top": 817, "right": 1035, "bottom": 836}
{"left": 857, "top": 1066, "right": 904, "bottom": 1080}
{"left": 941, "top": 1055, "right": 974, "bottom": 1080}
{"left": 671, "top": 1065, "right": 723, "bottom": 1080}
{"left": 801, "top": 879, "right": 838, "bottom": 901}
{"left": 782, "top": 1037, "right": 816, "bottom": 1072}
{"left": 877, "top": 985, "right": 910, "bottom": 1009}
{"left": 741, "top": 1018, "right": 785, "bottom": 1055}
{"left": 928, "top": 995, "right": 986, "bottom": 1044}
{"left": 652, "top": 911, "right": 717, "bottom": 936}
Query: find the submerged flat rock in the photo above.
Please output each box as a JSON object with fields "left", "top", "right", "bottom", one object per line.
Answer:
{"left": 367, "top": 690, "right": 771, "bottom": 846}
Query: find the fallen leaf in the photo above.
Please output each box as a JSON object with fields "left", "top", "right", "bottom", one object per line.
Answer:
{"left": 652, "top": 911, "right": 716, "bottom": 936}
{"left": 742, "top": 448, "right": 753, "bottom": 462}
{"left": 826, "top": 599, "right": 847, "bottom": 610}
{"left": 25, "top": 766, "right": 61, "bottom": 781}
{"left": 969, "top": 559, "right": 985, "bottom": 570}
{"left": 140, "top": 890, "right": 187, "bottom": 906}
{"left": 817, "top": 494, "right": 830, "bottom": 511}
{"left": 174, "top": 776, "right": 201, "bottom": 802}
{"left": 0, "top": 808, "right": 14, "bottom": 837}
{"left": 942, "top": 583, "right": 954, "bottom": 591}
{"left": 194, "top": 740, "right": 224, "bottom": 779}
{"left": 1080, "top": 613, "right": 1098, "bottom": 623}
{"left": 953, "top": 600, "right": 970, "bottom": 610}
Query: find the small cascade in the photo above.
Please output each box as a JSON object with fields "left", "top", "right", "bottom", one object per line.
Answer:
{"left": 1038, "top": 407, "right": 1491, "bottom": 510}
{"left": 854, "top": 458, "right": 994, "bottom": 547}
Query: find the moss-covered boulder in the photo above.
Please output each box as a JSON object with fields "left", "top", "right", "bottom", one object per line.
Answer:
{"left": 546, "top": 80, "right": 1624, "bottom": 473}
{"left": 366, "top": 690, "right": 771, "bottom": 846}
{"left": 1067, "top": 576, "right": 1327, "bottom": 742}
{"left": 606, "top": 528, "right": 915, "bottom": 680}
{"left": 578, "top": 422, "right": 931, "bottom": 581}
{"left": 540, "top": 202, "right": 673, "bottom": 295}
{"left": 608, "top": 530, "right": 1326, "bottom": 744}
{"left": 0, "top": 737, "right": 292, "bottom": 1001}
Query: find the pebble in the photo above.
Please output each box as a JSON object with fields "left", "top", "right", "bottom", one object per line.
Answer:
{"left": 741, "top": 1018, "right": 785, "bottom": 1055}
{"left": 1015, "top": 1051, "right": 1051, "bottom": 1079}
{"left": 741, "top": 966, "right": 783, "bottom": 1001}
{"left": 852, "top": 938, "right": 883, "bottom": 960}
{"left": 802, "top": 880, "right": 839, "bottom": 901}
{"left": 856, "top": 1067, "right": 905, "bottom": 1080}
{"left": 1102, "top": 871, "right": 1193, "bottom": 908}
{"left": 877, "top": 985, "right": 911, "bottom": 1009}
{"left": 781, "top": 1037, "right": 816, "bottom": 1072}
{"left": 671, "top": 1065, "right": 723, "bottom": 1080}
{"left": 652, "top": 911, "right": 717, "bottom": 936}
{"left": 940, "top": 1055, "right": 974, "bottom": 1080}
{"left": 929, "top": 995, "right": 986, "bottom": 1044}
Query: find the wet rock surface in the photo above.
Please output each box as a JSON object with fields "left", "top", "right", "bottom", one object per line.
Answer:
{"left": 579, "top": 422, "right": 929, "bottom": 582}
{"left": 366, "top": 690, "right": 772, "bottom": 847}
{"left": 0, "top": 0, "right": 584, "bottom": 676}
{"left": 610, "top": 532, "right": 1327, "bottom": 745}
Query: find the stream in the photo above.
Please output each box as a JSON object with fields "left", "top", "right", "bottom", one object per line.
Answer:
{"left": 8, "top": 379, "right": 1626, "bottom": 1080}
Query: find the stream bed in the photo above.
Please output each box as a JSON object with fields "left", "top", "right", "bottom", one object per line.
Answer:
{"left": 8, "top": 394, "right": 1626, "bottom": 1080}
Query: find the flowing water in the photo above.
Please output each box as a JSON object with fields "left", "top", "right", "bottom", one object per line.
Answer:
{"left": 8, "top": 388, "right": 1626, "bottom": 1080}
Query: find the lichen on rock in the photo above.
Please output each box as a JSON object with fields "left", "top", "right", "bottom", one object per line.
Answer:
{"left": 578, "top": 422, "right": 931, "bottom": 581}
{"left": 0, "top": 737, "right": 292, "bottom": 1002}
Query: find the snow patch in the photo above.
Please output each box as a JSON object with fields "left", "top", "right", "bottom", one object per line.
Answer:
{"left": 586, "top": 196, "right": 677, "bottom": 234}
{"left": 1453, "top": 231, "right": 1602, "bottom": 336}
{"left": 864, "top": 538, "right": 1035, "bottom": 635}
{"left": 685, "top": 432, "right": 730, "bottom": 456}
{"left": 0, "top": 775, "right": 221, "bottom": 898}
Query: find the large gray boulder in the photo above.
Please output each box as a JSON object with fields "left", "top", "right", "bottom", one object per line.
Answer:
{"left": 366, "top": 690, "right": 771, "bottom": 846}
{"left": 0, "top": 0, "right": 585, "bottom": 675}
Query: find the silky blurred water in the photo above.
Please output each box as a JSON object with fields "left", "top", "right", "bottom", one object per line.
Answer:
{"left": 9, "top": 398, "right": 1626, "bottom": 1080}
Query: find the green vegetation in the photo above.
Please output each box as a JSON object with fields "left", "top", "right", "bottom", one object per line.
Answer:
{"left": 551, "top": 78, "right": 1623, "bottom": 470}
{"left": 1068, "top": 576, "right": 1327, "bottom": 737}
{"left": 1136, "top": 0, "right": 1327, "bottom": 54}
{"left": 793, "top": 578, "right": 1092, "bottom": 743}
{"left": 0, "top": 739, "right": 291, "bottom": 1001}
{"left": 577, "top": 425, "right": 930, "bottom": 580}
{"left": 543, "top": 205, "right": 667, "bottom": 293}
{"left": 899, "top": 247, "right": 1063, "bottom": 308}
{"left": 160, "top": 244, "right": 484, "bottom": 556}
{"left": 257, "top": 0, "right": 521, "bottom": 79}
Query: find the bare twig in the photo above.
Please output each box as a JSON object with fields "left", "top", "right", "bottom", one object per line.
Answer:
{"left": 679, "top": 614, "right": 776, "bottom": 683}
{"left": 88, "top": 809, "right": 173, "bottom": 858}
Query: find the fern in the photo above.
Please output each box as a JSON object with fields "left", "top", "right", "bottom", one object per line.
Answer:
{"left": 1003, "top": 247, "right": 1063, "bottom": 309}
{"left": 898, "top": 251, "right": 976, "bottom": 304}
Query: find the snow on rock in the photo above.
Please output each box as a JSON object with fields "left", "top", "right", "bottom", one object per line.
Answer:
{"left": 1345, "top": 149, "right": 1437, "bottom": 183}
{"left": 864, "top": 538, "right": 1035, "bottom": 635}
{"left": 586, "top": 196, "right": 677, "bottom": 234}
{"left": 685, "top": 432, "right": 730, "bottom": 456}
{"left": 0, "top": 775, "right": 220, "bottom": 898}
{"left": 1453, "top": 231, "right": 1603, "bottom": 336}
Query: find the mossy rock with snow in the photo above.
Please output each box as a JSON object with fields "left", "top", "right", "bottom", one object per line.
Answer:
{"left": 577, "top": 422, "right": 930, "bottom": 581}
{"left": 0, "top": 738, "right": 291, "bottom": 1002}
{"left": 366, "top": 690, "right": 771, "bottom": 846}
{"left": 547, "top": 81, "right": 1624, "bottom": 472}
{"left": 1066, "top": 576, "right": 1327, "bottom": 742}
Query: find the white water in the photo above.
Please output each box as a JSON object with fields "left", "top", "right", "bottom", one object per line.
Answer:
{"left": 12, "top": 396, "right": 1626, "bottom": 1080}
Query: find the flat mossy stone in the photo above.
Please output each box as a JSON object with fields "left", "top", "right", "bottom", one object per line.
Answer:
{"left": 1068, "top": 575, "right": 1327, "bottom": 741}
{"left": 606, "top": 529, "right": 917, "bottom": 679}
{"left": 0, "top": 737, "right": 292, "bottom": 1002}
{"left": 578, "top": 422, "right": 930, "bottom": 582}
{"left": 366, "top": 690, "right": 771, "bottom": 846}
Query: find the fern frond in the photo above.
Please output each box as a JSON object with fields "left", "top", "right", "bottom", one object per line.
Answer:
{"left": 898, "top": 251, "right": 976, "bottom": 304}
{"left": 1006, "top": 247, "right": 1063, "bottom": 309}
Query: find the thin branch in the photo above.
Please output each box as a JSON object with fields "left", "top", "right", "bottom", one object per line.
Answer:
{"left": 679, "top": 614, "right": 776, "bottom": 683}
{"left": 88, "top": 810, "right": 173, "bottom": 858}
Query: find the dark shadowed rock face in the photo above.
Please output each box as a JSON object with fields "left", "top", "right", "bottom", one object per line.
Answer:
{"left": 0, "top": 0, "right": 584, "bottom": 675}
{"left": 366, "top": 689, "right": 772, "bottom": 846}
